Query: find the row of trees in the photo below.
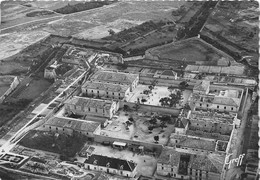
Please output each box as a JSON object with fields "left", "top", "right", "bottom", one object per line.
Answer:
{"left": 54, "top": 1, "right": 111, "bottom": 14}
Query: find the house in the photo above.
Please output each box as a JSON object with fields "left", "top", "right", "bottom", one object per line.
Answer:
{"left": 187, "top": 109, "right": 235, "bottom": 135}
{"left": 64, "top": 96, "right": 119, "bottom": 119}
{"left": 193, "top": 80, "right": 210, "bottom": 95}
{"left": 157, "top": 147, "right": 183, "bottom": 178}
{"left": 44, "top": 66, "right": 57, "bottom": 79}
{"left": 174, "top": 118, "right": 189, "bottom": 135}
{"left": 82, "top": 81, "right": 130, "bottom": 100}
{"left": 168, "top": 134, "right": 217, "bottom": 154}
{"left": 188, "top": 153, "right": 225, "bottom": 180}
{"left": 157, "top": 147, "right": 226, "bottom": 180}
{"left": 38, "top": 116, "right": 101, "bottom": 140}
{"left": 90, "top": 70, "right": 139, "bottom": 92}
{"left": 154, "top": 70, "right": 178, "bottom": 80}
{"left": 84, "top": 154, "right": 137, "bottom": 178}
{"left": 189, "top": 85, "right": 243, "bottom": 112}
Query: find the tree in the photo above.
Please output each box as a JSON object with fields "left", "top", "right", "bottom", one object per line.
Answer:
{"left": 133, "top": 104, "right": 140, "bottom": 111}
{"left": 148, "top": 126, "right": 153, "bottom": 131}
{"left": 183, "top": 103, "right": 191, "bottom": 111}
{"left": 169, "top": 93, "right": 180, "bottom": 107}
{"left": 148, "top": 85, "right": 153, "bottom": 92}
{"left": 143, "top": 90, "right": 150, "bottom": 95}
{"left": 160, "top": 115, "right": 171, "bottom": 123}
{"left": 108, "top": 29, "right": 115, "bottom": 36}
{"left": 160, "top": 122, "right": 167, "bottom": 129}
{"left": 149, "top": 117, "right": 157, "bottom": 125}
{"left": 176, "top": 90, "right": 182, "bottom": 99}
{"left": 128, "top": 117, "right": 134, "bottom": 122}
{"left": 159, "top": 97, "right": 170, "bottom": 107}
{"left": 141, "top": 98, "right": 147, "bottom": 103}
{"left": 179, "top": 81, "right": 188, "bottom": 91}
{"left": 126, "top": 121, "right": 132, "bottom": 126}
{"left": 154, "top": 136, "right": 159, "bottom": 143}
{"left": 167, "top": 85, "right": 175, "bottom": 94}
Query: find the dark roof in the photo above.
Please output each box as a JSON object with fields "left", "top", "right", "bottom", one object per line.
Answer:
{"left": 157, "top": 147, "right": 181, "bottom": 166}
{"left": 189, "top": 153, "right": 225, "bottom": 173}
{"left": 175, "top": 118, "right": 185, "bottom": 128}
{"left": 84, "top": 154, "right": 136, "bottom": 172}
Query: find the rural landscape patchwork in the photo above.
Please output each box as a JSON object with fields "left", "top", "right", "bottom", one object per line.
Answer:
{"left": 0, "top": 0, "right": 259, "bottom": 180}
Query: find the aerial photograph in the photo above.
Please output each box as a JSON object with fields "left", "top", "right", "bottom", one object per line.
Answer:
{"left": 0, "top": 0, "right": 259, "bottom": 180}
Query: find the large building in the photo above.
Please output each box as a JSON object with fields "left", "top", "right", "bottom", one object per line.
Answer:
{"left": 189, "top": 82, "right": 244, "bottom": 112}
{"left": 90, "top": 70, "right": 139, "bottom": 92}
{"left": 157, "top": 147, "right": 225, "bottom": 180}
{"left": 38, "top": 116, "right": 101, "bottom": 140}
{"left": 82, "top": 81, "right": 130, "bottom": 100}
{"left": 84, "top": 154, "right": 137, "bottom": 178}
{"left": 64, "top": 96, "right": 119, "bottom": 119}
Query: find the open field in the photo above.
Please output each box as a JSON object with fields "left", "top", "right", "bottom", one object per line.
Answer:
{"left": 121, "top": 25, "right": 177, "bottom": 53}
{"left": 146, "top": 37, "right": 235, "bottom": 64}
{"left": 81, "top": 144, "right": 157, "bottom": 176}
{"left": 101, "top": 110, "right": 175, "bottom": 145}
{"left": 200, "top": 1, "right": 259, "bottom": 63}
{"left": 0, "top": 31, "right": 50, "bottom": 61}
{"left": 1, "top": 1, "right": 186, "bottom": 61}
{"left": 1, "top": 2, "right": 63, "bottom": 30}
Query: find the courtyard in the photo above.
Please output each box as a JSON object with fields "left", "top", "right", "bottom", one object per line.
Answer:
{"left": 99, "top": 110, "right": 175, "bottom": 145}
{"left": 126, "top": 84, "right": 192, "bottom": 107}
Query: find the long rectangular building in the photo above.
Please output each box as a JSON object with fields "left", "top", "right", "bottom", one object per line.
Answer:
{"left": 90, "top": 70, "right": 139, "bottom": 92}
{"left": 82, "top": 81, "right": 130, "bottom": 100}
{"left": 64, "top": 96, "right": 119, "bottom": 119}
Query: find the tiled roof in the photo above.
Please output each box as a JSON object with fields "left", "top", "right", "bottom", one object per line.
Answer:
{"left": 82, "top": 81, "right": 129, "bottom": 93}
{"left": 157, "top": 147, "right": 181, "bottom": 166}
{"left": 189, "top": 153, "right": 225, "bottom": 173}
{"left": 84, "top": 154, "right": 136, "bottom": 172}
{"left": 186, "top": 130, "right": 230, "bottom": 141}
{"left": 91, "top": 70, "right": 138, "bottom": 85}
{"left": 175, "top": 118, "right": 185, "bottom": 128}
{"left": 45, "top": 116, "right": 100, "bottom": 133}
{"left": 66, "top": 96, "right": 113, "bottom": 110}
{"left": 213, "top": 96, "right": 240, "bottom": 107}
{"left": 189, "top": 109, "right": 235, "bottom": 124}
{"left": 169, "top": 134, "right": 216, "bottom": 151}
{"left": 161, "top": 70, "right": 177, "bottom": 76}
{"left": 193, "top": 80, "right": 210, "bottom": 92}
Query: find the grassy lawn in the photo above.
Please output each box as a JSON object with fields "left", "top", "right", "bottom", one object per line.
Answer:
{"left": 19, "top": 130, "right": 87, "bottom": 158}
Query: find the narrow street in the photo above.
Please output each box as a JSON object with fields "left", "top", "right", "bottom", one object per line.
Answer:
{"left": 224, "top": 92, "right": 252, "bottom": 180}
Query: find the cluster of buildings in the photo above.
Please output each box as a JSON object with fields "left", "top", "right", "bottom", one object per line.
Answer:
{"left": 155, "top": 79, "right": 246, "bottom": 180}
{"left": 44, "top": 44, "right": 123, "bottom": 80}
{"left": 3, "top": 39, "right": 256, "bottom": 180}
{"left": 82, "top": 70, "right": 139, "bottom": 100}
